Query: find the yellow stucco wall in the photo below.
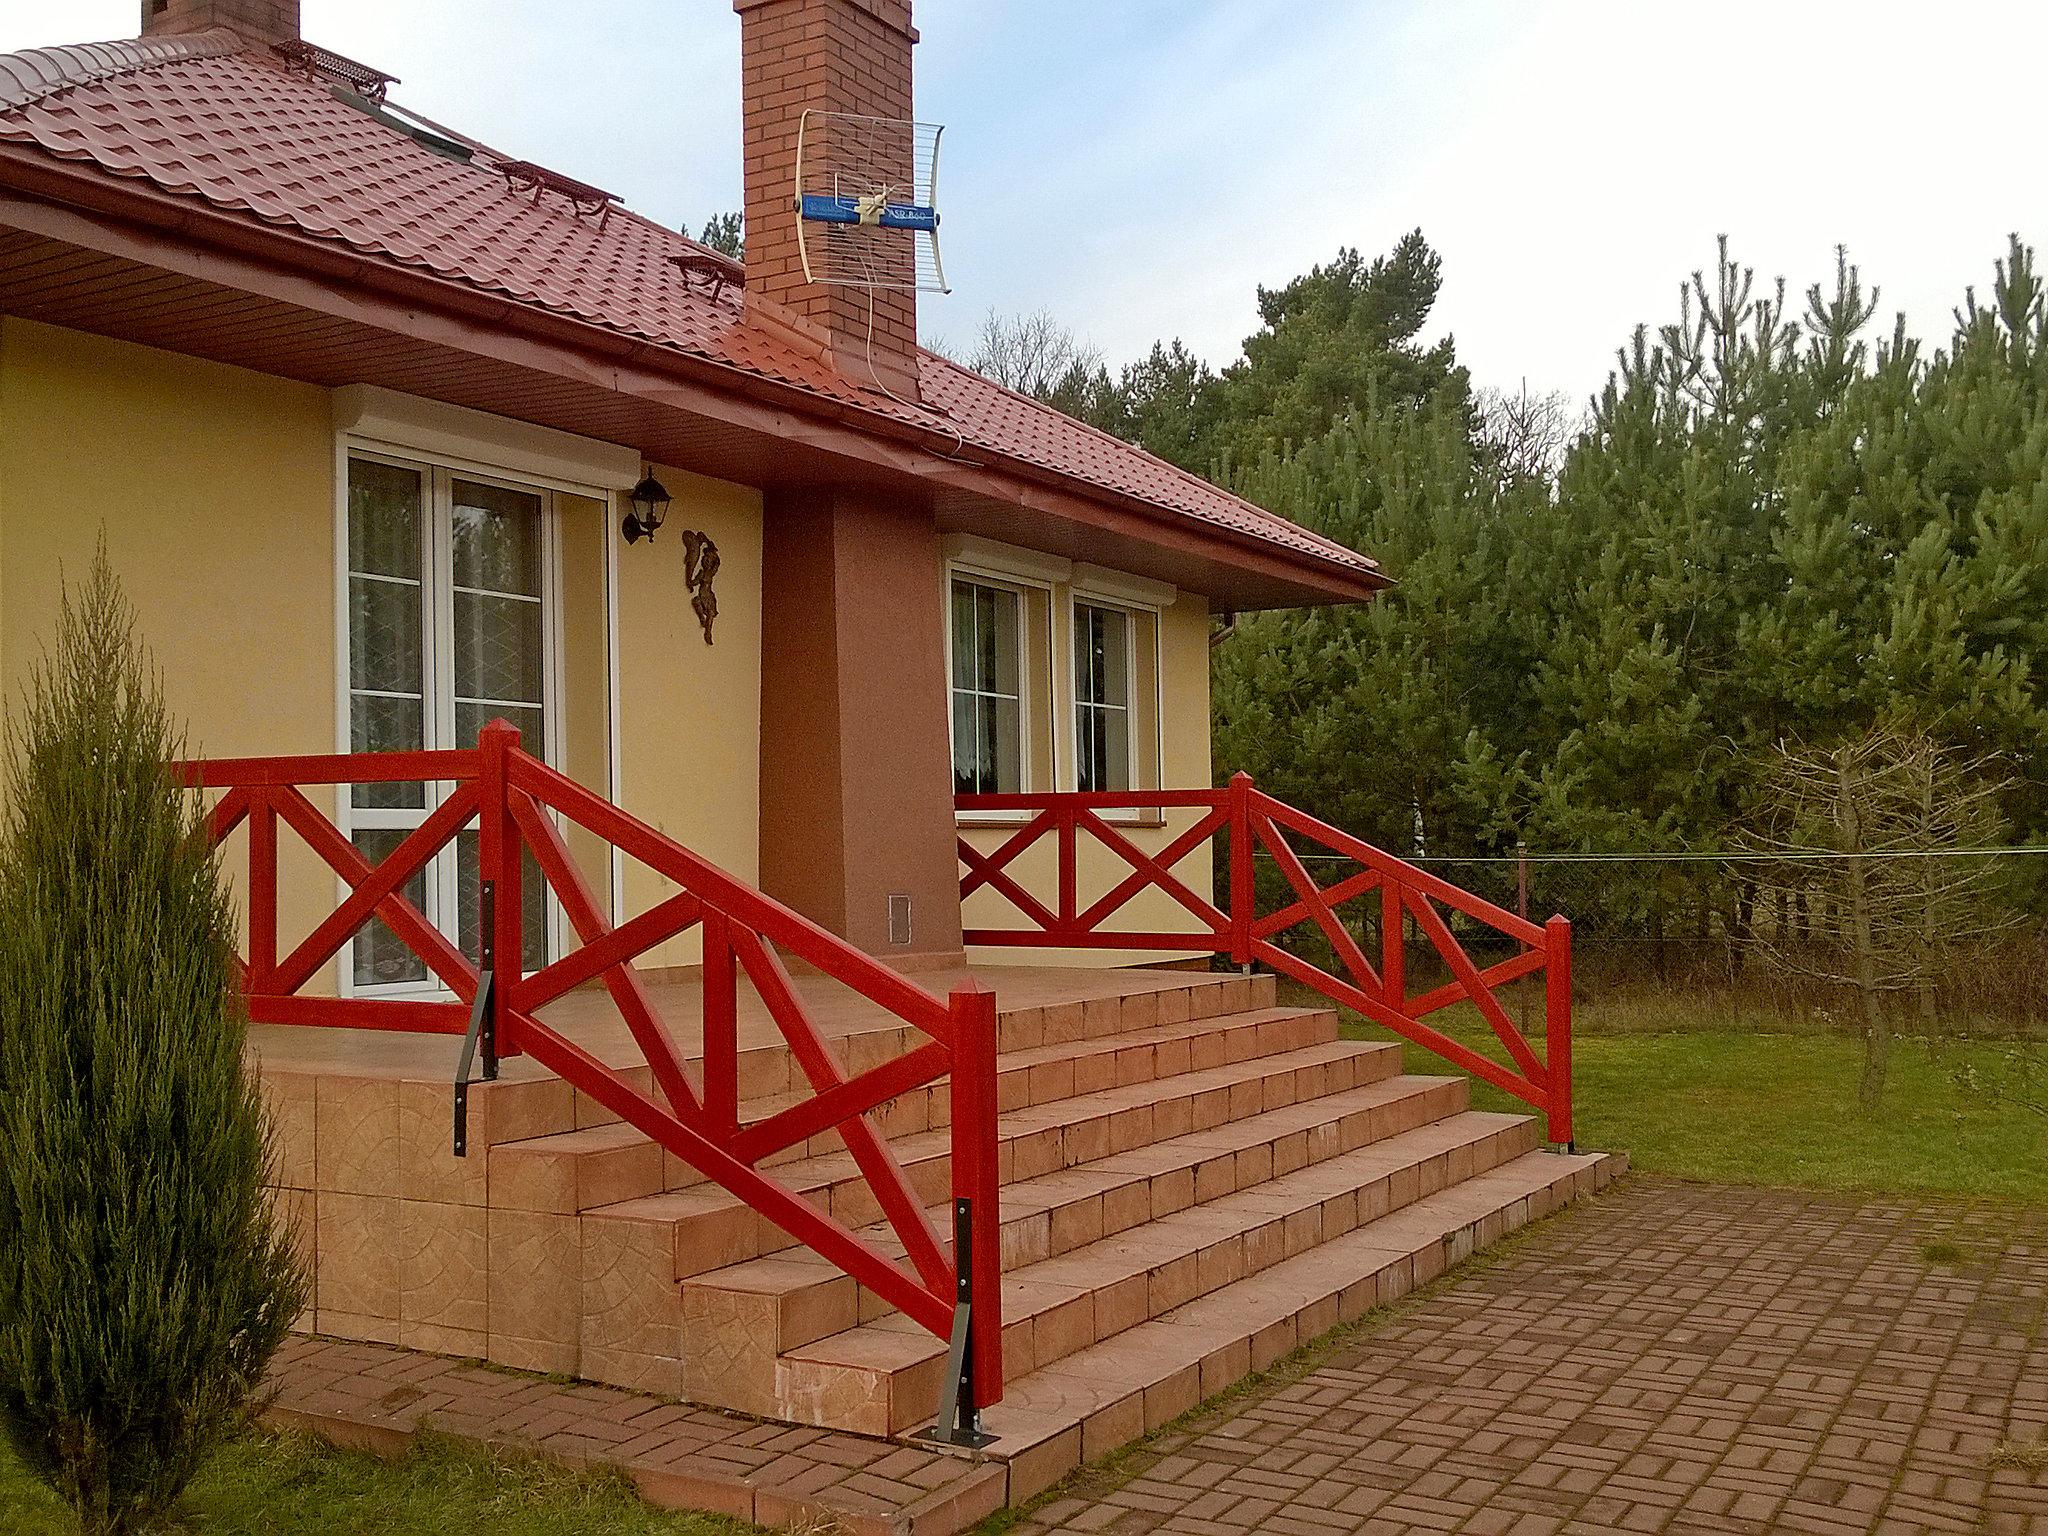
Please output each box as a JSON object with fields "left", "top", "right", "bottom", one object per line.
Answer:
{"left": 0, "top": 316, "right": 1215, "bottom": 986}
{"left": 961, "top": 590, "right": 1216, "bottom": 967}
{"left": 0, "top": 317, "right": 339, "bottom": 964}
{"left": 613, "top": 465, "right": 763, "bottom": 968}
{"left": 0, "top": 321, "right": 767, "bottom": 984}
{"left": 555, "top": 490, "right": 617, "bottom": 909}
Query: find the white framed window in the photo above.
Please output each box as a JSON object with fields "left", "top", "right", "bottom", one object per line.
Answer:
{"left": 949, "top": 576, "right": 1026, "bottom": 796}
{"left": 941, "top": 537, "right": 1173, "bottom": 815}
{"left": 342, "top": 449, "right": 562, "bottom": 991}
{"left": 1073, "top": 601, "right": 1134, "bottom": 792}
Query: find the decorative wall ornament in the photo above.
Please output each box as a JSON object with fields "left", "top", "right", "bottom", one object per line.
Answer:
{"left": 681, "top": 530, "right": 720, "bottom": 644}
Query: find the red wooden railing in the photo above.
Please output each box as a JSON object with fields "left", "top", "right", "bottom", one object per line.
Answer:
{"left": 182, "top": 722, "right": 1003, "bottom": 1422}
{"left": 957, "top": 773, "right": 1574, "bottom": 1146}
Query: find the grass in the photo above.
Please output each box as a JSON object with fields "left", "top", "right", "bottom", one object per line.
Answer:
{"left": 1320, "top": 985, "right": 2048, "bottom": 1203}
{"left": 0, "top": 1430, "right": 763, "bottom": 1536}
{"left": 1990, "top": 1437, "right": 2048, "bottom": 1472}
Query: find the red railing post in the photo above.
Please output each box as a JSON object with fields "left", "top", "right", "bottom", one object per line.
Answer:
{"left": 479, "top": 719, "right": 524, "bottom": 1057}
{"left": 1544, "top": 914, "right": 1573, "bottom": 1147}
{"left": 1228, "top": 772, "right": 1255, "bottom": 966}
{"left": 948, "top": 983, "right": 1004, "bottom": 1403}
{"left": 702, "top": 910, "right": 739, "bottom": 1138}
{"left": 248, "top": 786, "right": 278, "bottom": 991}
{"left": 1382, "top": 881, "right": 1405, "bottom": 1011}
{"left": 1056, "top": 804, "right": 1077, "bottom": 935}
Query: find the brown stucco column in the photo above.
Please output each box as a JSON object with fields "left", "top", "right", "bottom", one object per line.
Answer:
{"left": 757, "top": 488, "right": 964, "bottom": 962}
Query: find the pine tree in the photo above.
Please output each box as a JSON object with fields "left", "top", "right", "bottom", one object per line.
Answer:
{"left": 1204, "top": 232, "right": 1472, "bottom": 470}
{"left": 1108, "top": 340, "right": 1218, "bottom": 472}
{"left": 1212, "top": 235, "right": 2048, "bottom": 979}
{"left": 1214, "top": 394, "right": 1551, "bottom": 856}
{"left": 0, "top": 554, "right": 305, "bottom": 1535}
{"left": 697, "top": 211, "right": 744, "bottom": 259}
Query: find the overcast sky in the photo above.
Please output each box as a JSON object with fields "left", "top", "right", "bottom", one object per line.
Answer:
{"left": 4, "top": 1, "right": 2041, "bottom": 407}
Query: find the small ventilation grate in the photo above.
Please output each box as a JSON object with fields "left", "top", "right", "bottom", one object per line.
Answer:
{"left": 272, "top": 39, "right": 398, "bottom": 101}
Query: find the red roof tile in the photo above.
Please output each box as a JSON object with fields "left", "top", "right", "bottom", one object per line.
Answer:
{"left": 0, "top": 31, "right": 1376, "bottom": 584}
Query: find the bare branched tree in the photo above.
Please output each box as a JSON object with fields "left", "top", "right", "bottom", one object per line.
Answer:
{"left": 1476, "top": 381, "right": 1579, "bottom": 489}
{"left": 965, "top": 308, "right": 1104, "bottom": 402}
{"left": 1739, "top": 727, "right": 2018, "bottom": 1109}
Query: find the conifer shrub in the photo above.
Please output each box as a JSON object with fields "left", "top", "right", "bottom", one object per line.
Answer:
{"left": 0, "top": 555, "right": 306, "bottom": 1535}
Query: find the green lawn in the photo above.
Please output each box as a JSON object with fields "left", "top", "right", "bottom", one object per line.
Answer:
{"left": 1331, "top": 990, "right": 2048, "bottom": 1203}
{"left": 0, "top": 1432, "right": 760, "bottom": 1536}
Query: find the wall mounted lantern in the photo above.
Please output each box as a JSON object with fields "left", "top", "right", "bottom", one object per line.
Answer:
{"left": 621, "top": 472, "right": 673, "bottom": 543}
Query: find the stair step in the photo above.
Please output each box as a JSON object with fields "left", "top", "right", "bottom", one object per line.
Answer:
{"left": 991, "top": 1035, "right": 1394, "bottom": 1183}
{"left": 994, "top": 1005, "right": 1338, "bottom": 1111}
{"left": 528, "top": 974, "right": 1269, "bottom": 1146}
{"left": 986, "top": 1147, "right": 1628, "bottom": 1500}
{"left": 463, "top": 971, "right": 1281, "bottom": 1161}
{"left": 676, "top": 1071, "right": 1474, "bottom": 1355}
{"left": 693, "top": 1111, "right": 1539, "bottom": 1432}
{"left": 998, "top": 971, "right": 1279, "bottom": 1053}
{"left": 491, "top": 1005, "right": 1338, "bottom": 1215}
{"left": 578, "top": 1037, "right": 1403, "bottom": 1287}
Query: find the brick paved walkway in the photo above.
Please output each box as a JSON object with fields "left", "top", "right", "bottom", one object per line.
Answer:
{"left": 1009, "top": 1178, "right": 2048, "bottom": 1536}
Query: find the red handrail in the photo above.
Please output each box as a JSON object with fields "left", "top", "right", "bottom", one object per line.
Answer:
{"left": 181, "top": 723, "right": 1004, "bottom": 1409}
{"left": 957, "top": 773, "right": 1574, "bottom": 1146}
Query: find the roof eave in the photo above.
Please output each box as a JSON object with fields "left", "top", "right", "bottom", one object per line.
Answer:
{"left": 0, "top": 140, "right": 1384, "bottom": 606}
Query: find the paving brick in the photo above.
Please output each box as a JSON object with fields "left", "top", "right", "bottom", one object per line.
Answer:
{"left": 999, "top": 1179, "right": 2048, "bottom": 1536}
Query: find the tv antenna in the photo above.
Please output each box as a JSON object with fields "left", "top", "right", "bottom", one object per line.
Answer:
{"left": 794, "top": 110, "right": 949, "bottom": 294}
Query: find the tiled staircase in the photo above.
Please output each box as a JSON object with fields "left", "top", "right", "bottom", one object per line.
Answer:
{"left": 467, "top": 970, "right": 1619, "bottom": 1496}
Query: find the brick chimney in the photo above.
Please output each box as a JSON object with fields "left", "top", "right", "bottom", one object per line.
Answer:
{"left": 734, "top": 0, "right": 922, "bottom": 401}
{"left": 141, "top": 0, "right": 300, "bottom": 44}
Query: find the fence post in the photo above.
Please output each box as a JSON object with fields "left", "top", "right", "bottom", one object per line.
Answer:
{"left": 702, "top": 911, "right": 739, "bottom": 1139}
{"left": 948, "top": 984, "right": 1004, "bottom": 1405}
{"left": 1545, "top": 914, "right": 1573, "bottom": 1149}
{"left": 1516, "top": 840, "right": 1531, "bottom": 1035}
{"left": 479, "top": 719, "right": 524, "bottom": 1058}
{"left": 248, "top": 787, "right": 277, "bottom": 990}
{"left": 1057, "top": 803, "right": 1077, "bottom": 937}
{"left": 1228, "top": 772, "right": 1255, "bottom": 967}
{"left": 1381, "top": 881, "right": 1405, "bottom": 1012}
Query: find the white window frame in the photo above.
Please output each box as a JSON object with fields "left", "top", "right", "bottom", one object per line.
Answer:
{"left": 945, "top": 565, "right": 1042, "bottom": 813}
{"left": 1070, "top": 598, "right": 1140, "bottom": 794}
{"left": 334, "top": 439, "right": 588, "bottom": 998}
{"left": 1065, "top": 585, "right": 1166, "bottom": 798}
{"left": 942, "top": 536, "right": 1178, "bottom": 818}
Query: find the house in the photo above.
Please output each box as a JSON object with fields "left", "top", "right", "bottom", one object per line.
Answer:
{"left": 0, "top": 0, "right": 1385, "bottom": 977}
{"left": 0, "top": 3, "right": 1598, "bottom": 1525}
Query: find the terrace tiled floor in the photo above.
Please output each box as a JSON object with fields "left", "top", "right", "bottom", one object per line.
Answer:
{"left": 1009, "top": 1177, "right": 2048, "bottom": 1536}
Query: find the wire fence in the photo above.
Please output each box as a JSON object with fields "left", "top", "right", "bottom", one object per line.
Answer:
{"left": 1253, "top": 844, "right": 2048, "bottom": 1036}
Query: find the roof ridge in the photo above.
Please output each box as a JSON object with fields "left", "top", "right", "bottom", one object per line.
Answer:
{"left": 0, "top": 29, "right": 246, "bottom": 113}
